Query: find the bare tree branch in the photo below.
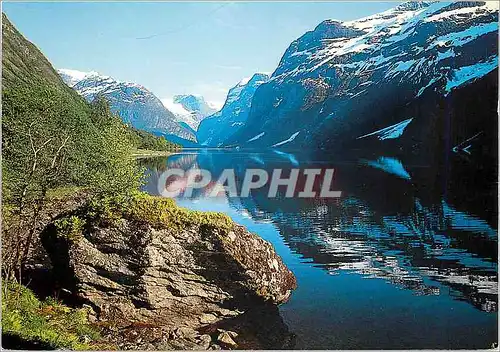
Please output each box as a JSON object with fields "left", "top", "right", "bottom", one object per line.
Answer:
{"left": 51, "top": 135, "right": 71, "bottom": 169}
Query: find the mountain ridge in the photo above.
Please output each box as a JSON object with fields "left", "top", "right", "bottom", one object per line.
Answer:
{"left": 197, "top": 73, "right": 270, "bottom": 146}
{"left": 225, "top": 1, "right": 498, "bottom": 157}
{"left": 58, "top": 69, "right": 196, "bottom": 141}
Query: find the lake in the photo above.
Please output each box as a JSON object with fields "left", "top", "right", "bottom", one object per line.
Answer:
{"left": 140, "top": 150, "right": 497, "bottom": 349}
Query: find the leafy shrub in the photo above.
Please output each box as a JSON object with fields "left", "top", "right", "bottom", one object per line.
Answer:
{"left": 54, "top": 215, "right": 86, "bottom": 241}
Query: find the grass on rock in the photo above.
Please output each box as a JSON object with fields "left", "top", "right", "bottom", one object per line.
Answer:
{"left": 2, "top": 282, "right": 103, "bottom": 350}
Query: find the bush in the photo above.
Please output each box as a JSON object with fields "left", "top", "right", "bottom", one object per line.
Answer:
{"left": 54, "top": 216, "right": 86, "bottom": 241}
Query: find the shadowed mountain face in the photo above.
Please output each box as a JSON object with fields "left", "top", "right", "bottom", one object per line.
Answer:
{"left": 197, "top": 73, "right": 269, "bottom": 147}
{"left": 225, "top": 2, "right": 498, "bottom": 158}
{"left": 58, "top": 69, "right": 196, "bottom": 141}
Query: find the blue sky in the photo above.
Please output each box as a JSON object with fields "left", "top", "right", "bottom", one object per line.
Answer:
{"left": 3, "top": 1, "right": 397, "bottom": 107}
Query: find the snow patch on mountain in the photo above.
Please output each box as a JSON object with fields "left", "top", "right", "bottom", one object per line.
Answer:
{"left": 58, "top": 69, "right": 97, "bottom": 87}
{"left": 272, "top": 131, "right": 300, "bottom": 147}
{"left": 161, "top": 97, "right": 197, "bottom": 128}
{"left": 445, "top": 56, "right": 498, "bottom": 93}
{"left": 162, "top": 97, "right": 191, "bottom": 116}
{"left": 248, "top": 132, "right": 265, "bottom": 142}
{"left": 162, "top": 94, "right": 217, "bottom": 129}
{"left": 430, "top": 21, "right": 498, "bottom": 50}
{"left": 357, "top": 118, "right": 414, "bottom": 140}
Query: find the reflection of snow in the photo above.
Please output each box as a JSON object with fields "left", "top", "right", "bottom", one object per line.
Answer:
{"left": 364, "top": 156, "right": 411, "bottom": 180}
{"left": 442, "top": 201, "right": 497, "bottom": 238}
{"left": 452, "top": 131, "right": 483, "bottom": 155}
{"left": 263, "top": 194, "right": 498, "bottom": 312}
{"left": 357, "top": 118, "right": 413, "bottom": 140}
{"left": 250, "top": 155, "right": 265, "bottom": 165}
{"left": 273, "top": 150, "right": 299, "bottom": 166}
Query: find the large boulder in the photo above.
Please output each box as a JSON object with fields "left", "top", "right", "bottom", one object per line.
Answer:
{"left": 41, "top": 194, "right": 296, "bottom": 349}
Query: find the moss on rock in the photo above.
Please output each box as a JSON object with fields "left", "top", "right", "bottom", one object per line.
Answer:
{"left": 82, "top": 191, "right": 233, "bottom": 232}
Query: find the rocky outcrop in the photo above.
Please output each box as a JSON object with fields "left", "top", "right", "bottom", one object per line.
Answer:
{"left": 40, "top": 196, "right": 296, "bottom": 349}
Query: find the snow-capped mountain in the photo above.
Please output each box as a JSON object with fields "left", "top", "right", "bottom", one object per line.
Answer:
{"left": 162, "top": 94, "right": 217, "bottom": 130}
{"left": 58, "top": 68, "right": 91, "bottom": 87}
{"left": 197, "top": 73, "right": 270, "bottom": 146}
{"left": 58, "top": 69, "right": 196, "bottom": 141}
{"left": 227, "top": 1, "right": 498, "bottom": 156}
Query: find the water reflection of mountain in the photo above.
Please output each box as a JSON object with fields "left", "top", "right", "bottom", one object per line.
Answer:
{"left": 141, "top": 151, "right": 498, "bottom": 313}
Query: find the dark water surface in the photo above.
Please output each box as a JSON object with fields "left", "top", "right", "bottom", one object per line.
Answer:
{"left": 140, "top": 150, "right": 497, "bottom": 349}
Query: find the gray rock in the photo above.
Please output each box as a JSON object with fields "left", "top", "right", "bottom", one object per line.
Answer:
{"left": 41, "top": 210, "right": 297, "bottom": 349}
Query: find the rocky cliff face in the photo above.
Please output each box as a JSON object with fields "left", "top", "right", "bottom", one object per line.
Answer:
{"left": 41, "top": 195, "right": 296, "bottom": 349}
{"left": 227, "top": 1, "right": 498, "bottom": 156}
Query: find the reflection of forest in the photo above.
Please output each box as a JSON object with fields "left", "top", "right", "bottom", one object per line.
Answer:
{"left": 141, "top": 151, "right": 498, "bottom": 312}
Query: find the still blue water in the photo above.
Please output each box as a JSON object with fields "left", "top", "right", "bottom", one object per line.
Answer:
{"left": 140, "top": 150, "right": 497, "bottom": 349}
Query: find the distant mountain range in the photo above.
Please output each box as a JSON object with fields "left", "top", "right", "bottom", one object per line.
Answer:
{"left": 57, "top": 1, "right": 498, "bottom": 158}
{"left": 162, "top": 95, "right": 218, "bottom": 130}
{"left": 58, "top": 69, "right": 196, "bottom": 142}
{"left": 217, "top": 1, "right": 498, "bottom": 160}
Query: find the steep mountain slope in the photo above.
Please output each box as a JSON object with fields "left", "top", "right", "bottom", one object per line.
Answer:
{"left": 2, "top": 17, "right": 74, "bottom": 91}
{"left": 162, "top": 94, "right": 217, "bottom": 130}
{"left": 2, "top": 13, "right": 139, "bottom": 200}
{"left": 227, "top": 1, "right": 498, "bottom": 157}
{"left": 58, "top": 69, "right": 196, "bottom": 141}
{"left": 197, "top": 73, "right": 269, "bottom": 146}
{"left": 2, "top": 13, "right": 94, "bottom": 185}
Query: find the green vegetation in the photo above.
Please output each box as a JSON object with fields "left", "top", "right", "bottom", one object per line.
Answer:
{"left": 128, "top": 127, "right": 180, "bottom": 152}
{"left": 2, "top": 282, "right": 102, "bottom": 350}
{"left": 64, "top": 191, "right": 234, "bottom": 234}
{"left": 1, "top": 13, "right": 228, "bottom": 349}
{"left": 1, "top": 13, "right": 140, "bottom": 347}
{"left": 54, "top": 216, "right": 87, "bottom": 242}
{"left": 2, "top": 13, "right": 142, "bottom": 277}
{"left": 46, "top": 185, "right": 84, "bottom": 201}
{"left": 125, "top": 192, "right": 233, "bottom": 231}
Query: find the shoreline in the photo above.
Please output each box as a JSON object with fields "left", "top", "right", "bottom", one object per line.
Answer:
{"left": 132, "top": 149, "right": 178, "bottom": 158}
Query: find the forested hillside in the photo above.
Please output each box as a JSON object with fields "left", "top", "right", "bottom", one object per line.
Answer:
{"left": 2, "top": 14, "right": 173, "bottom": 348}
